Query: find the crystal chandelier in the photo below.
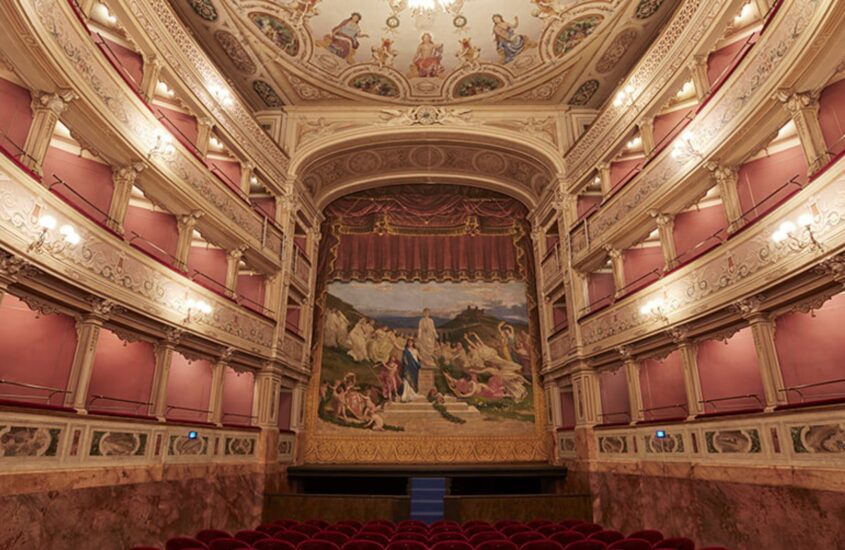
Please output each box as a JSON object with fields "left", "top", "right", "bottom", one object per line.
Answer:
{"left": 407, "top": 0, "right": 456, "bottom": 17}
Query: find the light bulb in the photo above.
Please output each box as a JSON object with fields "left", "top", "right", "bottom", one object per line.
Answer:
{"left": 38, "top": 215, "right": 57, "bottom": 230}
{"left": 64, "top": 232, "right": 81, "bottom": 245}
{"left": 624, "top": 85, "right": 635, "bottom": 95}
{"left": 681, "top": 130, "right": 694, "bottom": 142}
{"left": 779, "top": 221, "right": 796, "bottom": 234}
{"left": 186, "top": 298, "right": 197, "bottom": 309}
{"left": 797, "top": 213, "right": 813, "bottom": 227}
{"left": 771, "top": 230, "right": 787, "bottom": 243}
{"left": 59, "top": 224, "right": 74, "bottom": 236}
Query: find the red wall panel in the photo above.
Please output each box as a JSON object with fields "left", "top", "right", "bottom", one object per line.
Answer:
{"left": 587, "top": 272, "right": 615, "bottom": 310}
{"left": 0, "top": 295, "right": 77, "bottom": 404}
{"left": 0, "top": 77, "right": 34, "bottom": 156}
{"left": 187, "top": 247, "right": 228, "bottom": 293}
{"left": 736, "top": 146, "right": 808, "bottom": 224}
{"left": 599, "top": 368, "right": 630, "bottom": 423}
{"left": 652, "top": 107, "right": 693, "bottom": 150}
{"left": 560, "top": 389, "right": 576, "bottom": 428}
{"left": 818, "top": 78, "right": 845, "bottom": 157}
{"left": 156, "top": 106, "right": 198, "bottom": 150}
{"left": 124, "top": 207, "right": 179, "bottom": 267}
{"left": 88, "top": 329, "right": 155, "bottom": 415}
{"left": 237, "top": 274, "right": 266, "bottom": 313}
{"left": 673, "top": 203, "right": 728, "bottom": 264}
{"left": 609, "top": 159, "right": 641, "bottom": 192}
{"left": 707, "top": 39, "right": 748, "bottom": 86}
{"left": 221, "top": 367, "right": 254, "bottom": 425}
{"left": 622, "top": 247, "right": 663, "bottom": 294}
{"left": 577, "top": 195, "right": 601, "bottom": 219}
{"left": 101, "top": 38, "right": 144, "bottom": 90}
{"left": 165, "top": 353, "right": 212, "bottom": 423}
{"left": 207, "top": 158, "right": 242, "bottom": 196}
{"left": 278, "top": 392, "right": 293, "bottom": 430}
{"left": 696, "top": 328, "right": 764, "bottom": 413}
{"left": 42, "top": 147, "right": 114, "bottom": 224}
{"left": 639, "top": 351, "right": 688, "bottom": 421}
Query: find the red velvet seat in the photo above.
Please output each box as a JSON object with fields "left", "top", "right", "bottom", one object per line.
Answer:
{"left": 272, "top": 521, "right": 300, "bottom": 529}
{"left": 196, "top": 531, "right": 231, "bottom": 545}
{"left": 494, "top": 521, "right": 520, "bottom": 530}
{"left": 331, "top": 526, "right": 359, "bottom": 537}
{"left": 608, "top": 540, "right": 651, "bottom": 550}
{"left": 588, "top": 532, "right": 624, "bottom": 544}
{"left": 466, "top": 526, "right": 496, "bottom": 537}
{"left": 431, "top": 532, "right": 468, "bottom": 542}
{"left": 626, "top": 532, "right": 662, "bottom": 545}
{"left": 509, "top": 532, "right": 545, "bottom": 546}
{"left": 431, "top": 521, "right": 460, "bottom": 528}
{"left": 463, "top": 521, "right": 490, "bottom": 530}
{"left": 275, "top": 531, "right": 311, "bottom": 545}
{"left": 561, "top": 542, "right": 606, "bottom": 550}
{"left": 298, "top": 541, "right": 342, "bottom": 550}
{"left": 338, "top": 521, "right": 363, "bottom": 529}
{"left": 315, "top": 531, "right": 351, "bottom": 546}
{"left": 559, "top": 521, "right": 586, "bottom": 530}
{"left": 391, "top": 533, "right": 430, "bottom": 543}
{"left": 258, "top": 525, "right": 281, "bottom": 535}
{"left": 365, "top": 521, "right": 396, "bottom": 530}
{"left": 475, "top": 541, "right": 519, "bottom": 550}
{"left": 209, "top": 540, "right": 251, "bottom": 550}
{"left": 537, "top": 526, "right": 565, "bottom": 536}
{"left": 470, "top": 531, "right": 507, "bottom": 545}
{"left": 527, "top": 521, "right": 552, "bottom": 529}
{"left": 236, "top": 530, "right": 270, "bottom": 544}
{"left": 396, "top": 526, "right": 428, "bottom": 535}
{"left": 520, "top": 541, "right": 564, "bottom": 550}
{"left": 255, "top": 540, "right": 297, "bottom": 550}
{"left": 166, "top": 537, "right": 208, "bottom": 550}
{"left": 571, "top": 525, "right": 602, "bottom": 536}
{"left": 354, "top": 533, "right": 391, "bottom": 546}
{"left": 549, "top": 531, "right": 584, "bottom": 547}
{"left": 307, "top": 520, "right": 331, "bottom": 529}
{"left": 292, "top": 525, "right": 323, "bottom": 536}
{"left": 501, "top": 526, "right": 531, "bottom": 536}
{"left": 363, "top": 526, "right": 395, "bottom": 537}
{"left": 342, "top": 541, "right": 385, "bottom": 550}
{"left": 431, "top": 541, "right": 475, "bottom": 550}
{"left": 398, "top": 521, "right": 428, "bottom": 529}
{"left": 385, "top": 541, "right": 429, "bottom": 550}
{"left": 652, "top": 538, "right": 694, "bottom": 550}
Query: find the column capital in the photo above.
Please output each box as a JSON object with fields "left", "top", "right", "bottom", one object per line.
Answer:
{"left": 0, "top": 251, "right": 28, "bottom": 286}
{"left": 706, "top": 161, "right": 738, "bottom": 184}
{"left": 227, "top": 244, "right": 248, "bottom": 261}
{"left": 197, "top": 117, "right": 214, "bottom": 130}
{"left": 776, "top": 89, "right": 820, "bottom": 114}
{"left": 616, "top": 345, "right": 635, "bottom": 364}
{"left": 667, "top": 325, "right": 692, "bottom": 345}
{"left": 86, "top": 297, "right": 118, "bottom": 321}
{"left": 31, "top": 89, "right": 77, "bottom": 116}
{"left": 603, "top": 244, "right": 622, "bottom": 260}
{"left": 112, "top": 162, "right": 146, "bottom": 186}
{"left": 177, "top": 210, "right": 204, "bottom": 232}
{"left": 161, "top": 327, "right": 184, "bottom": 348}
{"left": 813, "top": 252, "right": 845, "bottom": 285}
{"left": 733, "top": 294, "right": 768, "bottom": 321}
{"left": 688, "top": 53, "right": 708, "bottom": 69}
{"left": 649, "top": 210, "right": 675, "bottom": 227}
{"left": 217, "top": 346, "right": 235, "bottom": 364}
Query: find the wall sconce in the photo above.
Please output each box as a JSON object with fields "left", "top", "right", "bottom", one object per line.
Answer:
{"left": 613, "top": 85, "right": 636, "bottom": 108}
{"left": 626, "top": 136, "right": 642, "bottom": 151}
{"left": 184, "top": 297, "right": 213, "bottom": 322}
{"left": 29, "top": 214, "right": 81, "bottom": 253}
{"left": 671, "top": 130, "right": 701, "bottom": 160}
{"left": 149, "top": 130, "right": 175, "bottom": 157}
{"left": 771, "top": 213, "right": 822, "bottom": 251}
{"left": 210, "top": 85, "right": 233, "bottom": 107}
{"left": 640, "top": 296, "right": 669, "bottom": 322}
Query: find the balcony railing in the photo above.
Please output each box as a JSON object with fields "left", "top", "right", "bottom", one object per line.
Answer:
{"left": 0, "top": 379, "right": 70, "bottom": 405}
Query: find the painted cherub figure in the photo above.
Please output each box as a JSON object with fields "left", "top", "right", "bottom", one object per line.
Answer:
{"left": 371, "top": 38, "right": 397, "bottom": 68}
{"left": 284, "top": 0, "right": 320, "bottom": 26}
{"left": 456, "top": 37, "right": 482, "bottom": 70}
{"left": 529, "top": 0, "right": 567, "bottom": 21}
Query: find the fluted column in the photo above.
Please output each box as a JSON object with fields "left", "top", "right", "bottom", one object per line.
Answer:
{"left": 240, "top": 162, "right": 255, "bottom": 196}
{"left": 605, "top": 246, "right": 626, "bottom": 299}
{"left": 225, "top": 245, "right": 247, "bottom": 298}
{"left": 140, "top": 54, "right": 162, "bottom": 102}
{"left": 149, "top": 329, "right": 181, "bottom": 420}
{"left": 253, "top": 365, "right": 283, "bottom": 428}
{"left": 707, "top": 162, "right": 744, "bottom": 233}
{"left": 65, "top": 299, "right": 115, "bottom": 412}
{"left": 208, "top": 348, "right": 232, "bottom": 425}
{"left": 688, "top": 54, "right": 710, "bottom": 101}
{"left": 22, "top": 90, "right": 75, "bottom": 175}
{"left": 652, "top": 212, "right": 677, "bottom": 270}
{"left": 107, "top": 163, "right": 144, "bottom": 234}
{"left": 777, "top": 90, "right": 832, "bottom": 174}
{"left": 195, "top": 118, "right": 213, "bottom": 158}
{"left": 572, "top": 366, "right": 602, "bottom": 427}
{"left": 597, "top": 162, "right": 612, "bottom": 196}
{"left": 545, "top": 381, "right": 563, "bottom": 428}
{"left": 639, "top": 118, "right": 656, "bottom": 155}
{"left": 671, "top": 328, "right": 704, "bottom": 418}
{"left": 175, "top": 211, "right": 203, "bottom": 271}
{"left": 619, "top": 347, "right": 644, "bottom": 423}
{"left": 736, "top": 297, "right": 788, "bottom": 410}
{"left": 289, "top": 382, "right": 308, "bottom": 432}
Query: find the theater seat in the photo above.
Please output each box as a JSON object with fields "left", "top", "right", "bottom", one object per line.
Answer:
{"left": 298, "top": 541, "right": 342, "bottom": 550}
{"left": 342, "top": 541, "right": 385, "bottom": 550}
{"left": 235, "top": 530, "right": 270, "bottom": 544}
{"left": 391, "top": 533, "right": 430, "bottom": 543}
{"left": 475, "top": 540, "right": 519, "bottom": 550}
{"left": 209, "top": 540, "right": 251, "bottom": 550}
{"left": 331, "top": 526, "right": 360, "bottom": 537}
{"left": 608, "top": 540, "right": 651, "bottom": 550}
{"left": 385, "top": 540, "right": 429, "bottom": 550}
{"left": 559, "top": 521, "right": 586, "bottom": 530}
{"left": 501, "top": 526, "right": 531, "bottom": 536}
{"left": 571, "top": 525, "right": 603, "bottom": 536}
{"left": 197, "top": 531, "right": 231, "bottom": 545}
{"left": 258, "top": 525, "right": 281, "bottom": 535}
{"left": 537, "top": 526, "right": 565, "bottom": 536}
{"left": 652, "top": 538, "right": 694, "bottom": 550}
{"left": 354, "top": 533, "right": 391, "bottom": 546}
{"left": 338, "top": 522, "right": 364, "bottom": 530}
{"left": 466, "top": 526, "right": 496, "bottom": 537}
{"left": 495, "top": 521, "right": 520, "bottom": 530}
{"left": 509, "top": 532, "right": 545, "bottom": 546}
{"left": 396, "top": 526, "right": 428, "bottom": 535}
{"left": 561, "top": 542, "right": 607, "bottom": 550}
{"left": 307, "top": 520, "right": 331, "bottom": 529}
{"left": 166, "top": 537, "right": 208, "bottom": 550}
{"left": 431, "top": 532, "right": 468, "bottom": 542}
{"left": 363, "top": 526, "right": 396, "bottom": 537}
{"left": 315, "top": 531, "right": 351, "bottom": 546}
{"left": 431, "top": 542, "right": 475, "bottom": 550}
{"left": 272, "top": 521, "right": 299, "bottom": 529}
{"left": 588, "top": 531, "right": 624, "bottom": 544}
{"left": 527, "top": 521, "right": 552, "bottom": 529}
{"left": 470, "top": 531, "right": 507, "bottom": 545}
{"left": 254, "top": 540, "right": 297, "bottom": 550}
{"left": 463, "top": 521, "right": 491, "bottom": 530}
{"left": 520, "top": 541, "right": 564, "bottom": 550}
{"left": 292, "top": 525, "right": 323, "bottom": 536}
{"left": 626, "top": 532, "right": 663, "bottom": 545}
{"left": 275, "top": 531, "right": 311, "bottom": 545}
{"left": 549, "top": 532, "right": 584, "bottom": 547}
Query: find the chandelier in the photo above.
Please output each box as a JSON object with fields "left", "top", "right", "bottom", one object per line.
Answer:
{"left": 407, "top": 0, "right": 456, "bottom": 17}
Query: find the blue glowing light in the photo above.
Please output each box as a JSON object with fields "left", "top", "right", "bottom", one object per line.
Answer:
{"left": 656, "top": 430, "right": 667, "bottom": 439}
{"left": 188, "top": 431, "right": 198, "bottom": 440}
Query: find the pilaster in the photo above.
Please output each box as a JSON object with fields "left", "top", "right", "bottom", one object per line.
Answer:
{"left": 107, "top": 163, "right": 144, "bottom": 234}
{"left": 639, "top": 118, "right": 656, "bottom": 156}
{"left": 240, "top": 162, "right": 255, "bottom": 196}
{"left": 688, "top": 54, "right": 710, "bottom": 101}
{"left": 149, "top": 328, "right": 181, "bottom": 421}
{"left": 618, "top": 347, "right": 644, "bottom": 424}
{"left": 572, "top": 366, "right": 602, "bottom": 427}
{"left": 777, "top": 90, "right": 832, "bottom": 174}
{"left": 289, "top": 382, "right": 308, "bottom": 432}
{"left": 604, "top": 246, "right": 626, "bottom": 299}
{"left": 65, "top": 299, "right": 116, "bottom": 412}
{"left": 671, "top": 328, "right": 704, "bottom": 418}
{"left": 652, "top": 212, "right": 677, "bottom": 270}
{"left": 707, "top": 162, "right": 744, "bottom": 233}
{"left": 254, "top": 365, "right": 283, "bottom": 428}
{"left": 195, "top": 118, "right": 213, "bottom": 158}
{"left": 140, "top": 54, "right": 162, "bottom": 102}
{"left": 597, "top": 162, "right": 612, "bottom": 196}
{"left": 208, "top": 347, "right": 232, "bottom": 425}
{"left": 175, "top": 211, "right": 203, "bottom": 271}
{"left": 22, "top": 90, "right": 75, "bottom": 175}
{"left": 225, "top": 245, "right": 248, "bottom": 299}
{"left": 736, "top": 296, "right": 788, "bottom": 410}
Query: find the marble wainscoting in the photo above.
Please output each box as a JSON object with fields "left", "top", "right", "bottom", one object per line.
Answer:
{"left": 0, "top": 462, "right": 272, "bottom": 549}
{"left": 589, "top": 463, "right": 845, "bottom": 550}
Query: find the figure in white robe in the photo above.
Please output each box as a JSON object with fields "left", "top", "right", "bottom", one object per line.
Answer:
{"left": 417, "top": 308, "right": 438, "bottom": 368}
{"left": 346, "top": 318, "right": 373, "bottom": 362}
{"left": 368, "top": 327, "right": 398, "bottom": 364}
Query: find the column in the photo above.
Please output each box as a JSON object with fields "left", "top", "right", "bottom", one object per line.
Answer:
{"left": 195, "top": 118, "right": 213, "bottom": 158}
{"left": 263, "top": 270, "right": 284, "bottom": 319}
{"left": 605, "top": 246, "right": 626, "bottom": 299}
{"left": 225, "top": 245, "right": 247, "bottom": 299}
{"left": 777, "top": 90, "right": 832, "bottom": 174}
{"left": 107, "top": 163, "right": 144, "bottom": 234}
{"left": 240, "top": 162, "right": 255, "bottom": 196}
{"left": 64, "top": 299, "right": 115, "bottom": 412}
{"left": 301, "top": 225, "right": 322, "bottom": 359}
{"left": 22, "top": 90, "right": 76, "bottom": 175}
{"left": 149, "top": 329, "right": 181, "bottom": 420}
{"left": 619, "top": 347, "right": 644, "bottom": 423}
{"left": 569, "top": 269, "right": 589, "bottom": 318}
{"left": 253, "top": 365, "right": 283, "bottom": 428}
{"left": 571, "top": 367, "right": 602, "bottom": 427}
{"left": 597, "top": 162, "right": 612, "bottom": 196}
{"left": 688, "top": 54, "right": 710, "bottom": 101}
{"left": 736, "top": 297, "right": 788, "bottom": 410}
{"left": 175, "top": 211, "right": 203, "bottom": 271}
{"left": 672, "top": 329, "right": 704, "bottom": 418}
{"left": 560, "top": 191, "right": 579, "bottom": 232}
{"left": 289, "top": 382, "right": 307, "bottom": 432}
{"left": 207, "top": 348, "right": 232, "bottom": 425}
{"left": 707, "top": 162, "right": 744, "bottom": 233}
{"left": 0, "top": 252, "right": 26, "bottom": 307}
{"left": 652, "top": 212, "right": 677, "bottom": 270}
{"left": 639, "top": 118, "right": 656, "bottom": 156}
{"left": 545, "top": 381, "right": 563, "bottom": 427}
{"left": 140, "top": 54, "right": 163, "bottom": 102}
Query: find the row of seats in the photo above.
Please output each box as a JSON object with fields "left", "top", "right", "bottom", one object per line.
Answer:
{"left": 133, "top": 519, "right": 730, "bottom": 550}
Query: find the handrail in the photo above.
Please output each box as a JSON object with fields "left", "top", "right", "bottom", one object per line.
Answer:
{"left": 126, "top": 230, "right": 183, "bottom": 268}
{"left": 154, "top": 110, "right": 204, "bottom": 160}
{"left": 166, "top": 404, "right": 212, "bottom": 415}
{"left": 641, "top": 403, "right": 688, "bottom": 415}
{"left": 0, "top": 128, "right": 40, "bottom": 166}
{"left": 49, "top": 174, "right": 118, "bottom": 227}
{"left": 699, "top": 393, "right": 762, "bottom": 411}
{"left": 598, "top": 410, "right": 631, "bottom": 421}
{"left": 88, "top": 394, "right": 152, "bottom": 412}
{"left": 0, "top": 379, "right": 70, "bottom": 403}
{"left": 732, "top": 174, "right": 804, "bottom": 227}
{"left": 779, "top": 378, "right": 845, "bottom": 402}
{"left": 91, "top": 31, "right": 141, "bottom": 93}
{"left": 222, "top": 412, "right": 256, "bottom": 421}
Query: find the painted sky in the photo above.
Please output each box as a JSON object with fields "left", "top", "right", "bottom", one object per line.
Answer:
{"left": 328, "top": 281, "right": 528, "bottom": 322}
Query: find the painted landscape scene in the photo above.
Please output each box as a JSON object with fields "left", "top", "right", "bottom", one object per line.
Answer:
{"left": 317, "top": 281, "right": 536, "bottom": 435}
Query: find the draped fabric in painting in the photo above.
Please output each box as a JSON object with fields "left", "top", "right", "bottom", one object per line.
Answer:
{"left": 311, "top": 184, "right": 540, "bottom": 372}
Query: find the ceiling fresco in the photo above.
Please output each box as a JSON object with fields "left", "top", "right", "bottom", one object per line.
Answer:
{"left": 173, "top": 0, "right": 676, "bottom": 107}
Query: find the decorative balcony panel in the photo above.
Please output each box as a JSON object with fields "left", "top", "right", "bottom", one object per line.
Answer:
{"left": 0, "top": 158, "right": 275, "bottom": 355}
{"left": 571, "top": 0, "right": 827, "bottom": 262}
{"left": 541, "top": 246, "right": 563, "bottom": 293}
{"left": 278, "top": 431, "right": 296, "bottom": 464}
{"left": 556, "top": 430, "right": 577, "bottom": 459}
{"left": 548, "top": 330, "right": 574, "bottom": 367}
{"left": 292, "top": 251, "right": 311, "bottom": 290}
{"left": 281, "top": 331, "right": 306, "bottom": 366}
{"left": 25, "top": 0, "right": 283, "bottom": 259}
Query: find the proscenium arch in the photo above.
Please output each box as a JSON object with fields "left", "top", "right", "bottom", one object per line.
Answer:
{"left": 293, "top": 130, "right": 561, "bottom": 211}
